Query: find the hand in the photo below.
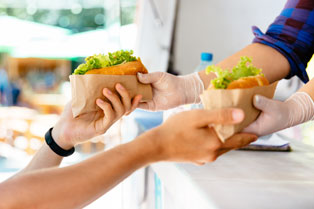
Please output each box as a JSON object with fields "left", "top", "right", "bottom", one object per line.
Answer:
{"left": 140, "top": 108, "right": 257, "bottom": 165}
{"left": 244, "top": 92, "right": 314, "bottom": 136}
{"left": 137, "top": 72, "right": 204, "bottom": 111}
{"left": 52, "top": 83, "right": 142, "bottom": 149}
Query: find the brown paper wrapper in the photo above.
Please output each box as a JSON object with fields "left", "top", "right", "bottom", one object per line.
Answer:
{"left": 200, "top": 82, "right": 277, "bottom": 142}
{"left": 70, "top": 74, "right": 153, "bottom": 117}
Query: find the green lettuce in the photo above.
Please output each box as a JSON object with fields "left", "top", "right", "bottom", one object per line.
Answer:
{"left": 73, "top": 50, "right": 138, "bottom": 75}
{"left": 205, "top": 56, "right": 263, "bottom": 89}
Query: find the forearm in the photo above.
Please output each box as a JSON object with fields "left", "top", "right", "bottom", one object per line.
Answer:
{"left": 199, "top": 43, "right": 290, "bottom": 89}
{"left": 280, "top": 78, "right": 314, "bottom": 129}
{"left": 15, "top": 143, "right": 63, "bottom": 177}
{"left": 0, "top": 131, "right": 158, "bottom": 209}
{"left": 298, "top": 78, "right": 314, "bottom": 100}
{"left": 13, "top": 126, "right": 71, "bottom": 177}
{"left": 286, "top": 77, "right": 314, "bottom": 125}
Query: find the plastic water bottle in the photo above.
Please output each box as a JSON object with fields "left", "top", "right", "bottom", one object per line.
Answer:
{"left": 194, "top": 52, "right": 213, "bottom": 72}
{"left": 164, "top": 53, "right": 213, "bottom": 122}
{"left": 190, "top": 52, "right": 213, "bottom": 109}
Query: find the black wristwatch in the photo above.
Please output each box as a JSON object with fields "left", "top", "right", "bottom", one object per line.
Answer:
{"left": 45, "top": 127, "right": 75, "bottom": 157}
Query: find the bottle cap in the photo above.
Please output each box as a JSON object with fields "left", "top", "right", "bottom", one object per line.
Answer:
{"left": 201, "top": 53, "right": 213, "bottom": 61}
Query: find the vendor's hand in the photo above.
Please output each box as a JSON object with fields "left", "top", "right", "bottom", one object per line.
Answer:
{"left": 141, "top": 108, "right": 257, "bottom": 165}
{"left": 137, "top": 72, "right": 204, "bottom": 111}
{"left": 243, "top": 92, "right": 314, "bottom": 136}
{"left": 52, "top": 83, "right": 142, "bottom": 149}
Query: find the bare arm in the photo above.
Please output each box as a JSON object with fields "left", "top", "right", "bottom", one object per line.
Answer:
{"left": 16, "top": 143, "right": 63, "bottom": 177}
{"left": 137, "top": 43, "right": 290, "bottom": 111}
{"left": 15, "top": 84, "right": 142, "bottom": 176}
{"left": 199, "top": 43, "right": 291, "bottom": 89}
{"left": 0, "top": 132, "right": 157, "bottom": 209}
{"left": 298, "top": 78, "right": 314, "bottom": 100}
{"left": 0, "top": 109, "right": 257, "bottom": 209}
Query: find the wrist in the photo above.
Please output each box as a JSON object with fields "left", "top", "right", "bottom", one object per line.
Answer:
{"left": 52, "top": 123, "right": 75, "bottom": 150}
{"left": 285, "top": 92, "right": 314, "bottom": 127}
{"left": 179, "top": 73, "right": 204, "bottom": 104}
{"left": 133, "top": 127, "right": 166, "bottom": 164}
{"left": 198, "top": 70, "right": 215, "bottom": 89}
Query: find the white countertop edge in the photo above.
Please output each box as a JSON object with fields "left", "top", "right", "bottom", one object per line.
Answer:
{"left": 151, "top": 162, "right": 218, "bottom": 209}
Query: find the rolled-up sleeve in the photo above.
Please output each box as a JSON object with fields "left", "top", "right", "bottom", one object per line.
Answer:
{"left": 252, "top": 0, "right": 314, "bottom": 83}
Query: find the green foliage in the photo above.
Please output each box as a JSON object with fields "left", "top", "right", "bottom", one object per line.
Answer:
{"left": 121, "top": 6, "right": 136, "bottom": 25}
{"left": 1, "top": 7, "right": 105, "bottom": 33}
{"left": 1, "top": 3, "right": 137, "bottom": 33}
{"left": 206, "top": 56, "right": 263, "bottom": 89}
{"left": 73, "top": 50, "right": 137, "bottom": 75}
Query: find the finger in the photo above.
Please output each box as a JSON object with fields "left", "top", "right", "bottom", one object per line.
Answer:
{"left": 138, "top": 101, "right": 156, "bottom": 111}
{"left": 187, "top": 108, "right": 245, "bottom": 127}
{"left": 96, "top": 99, "right": 114, "bottom": 124}
{"left": 138, "top": 102, "right": 149, "bottom": 110}
{"left": 222, "top": 133, "right": 258, "bottom": 150}
{"left": 217, "top": 148, "right": 231, "bottom": 157}
{"left": 125, "top": 95, "right": 142, "bottom": 115}
{"left": 253, "top": 95, "right": 276, "bottom": 113}
{"left": 194, "top": 161, "right": 206, "bottom": 166}
{"left": 137, "top": 72, "right": 164, "bottom": 84}
{"left": 103, "top": 88, "right": 124, "bottom": 117}
{"left": 115, "top": 83, "right": 131, "bottom": 113}
{"left": 242, "top": 122, "right": 260, "bottom": 135}
{"left": 130, "top": 95, "right": 142, "bottom": 112}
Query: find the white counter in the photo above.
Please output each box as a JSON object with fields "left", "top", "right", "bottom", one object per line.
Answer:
{"left": 151, "top": 137, "right": 314, "bottom": 209}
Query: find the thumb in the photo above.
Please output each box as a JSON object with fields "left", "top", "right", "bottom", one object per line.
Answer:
{"left": 253, "top": 95, "right": 276, "bottom": 112}
{"left": 191, "top": 108, "right": 245, "bottom": 127}
{"left": 138, "top": 102, "right": 149, "bottom": 110}
{"left": 243, "top": 95, "right": 276, "bottom": 135}
{"left": 137, "top": 72, "right": 164, "bottom": 84}
{"left": 138, "top": 101, "right": 156, "bottom": 111}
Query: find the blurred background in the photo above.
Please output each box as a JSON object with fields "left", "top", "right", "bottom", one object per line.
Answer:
{"left": 0, "top": 0, "right": 314, "bottom": 208}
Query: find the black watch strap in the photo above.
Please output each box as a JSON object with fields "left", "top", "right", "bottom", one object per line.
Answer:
{"left": 45, "top": 127, "right": 75, "bottom": 157}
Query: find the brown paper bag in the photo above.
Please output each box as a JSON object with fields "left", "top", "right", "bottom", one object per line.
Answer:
{"left": 70, "top": 74, "right": 153, "bottom": 117}
{"left": 200, "top": 82, "right": 277, "bottom": 142}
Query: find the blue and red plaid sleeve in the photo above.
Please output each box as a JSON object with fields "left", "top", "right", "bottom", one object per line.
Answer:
{"left": 252, "top": 0, "right": 314, "bottom": 83}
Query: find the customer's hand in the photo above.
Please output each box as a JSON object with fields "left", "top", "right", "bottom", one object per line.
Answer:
{"left": 244, "top": 92, "right": 314, "bottom": 136}
{"left": 137, "top": 72, "right": 204, "bottom": 111}
{"left": 140, "top": 108, "right": 257, "bottom": 165}
{"left": 52, "top": 83, "right": 142, "bottom": 149}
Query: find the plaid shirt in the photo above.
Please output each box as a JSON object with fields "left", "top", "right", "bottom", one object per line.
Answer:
{"left": 252, "top": 0, "right": 314, "bottom": 83}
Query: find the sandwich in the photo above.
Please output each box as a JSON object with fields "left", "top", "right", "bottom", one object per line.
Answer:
{"left": 206, "top": 56, "right": 269, "bottom": 89}
{"left": 201, "top": 56, "right": 275, "bottom": 141}
{"left": 73, "top": 50, "right": 148, "bottom": 75}
{"left": 70, "top": 50, "right": 153, "bottom": 117}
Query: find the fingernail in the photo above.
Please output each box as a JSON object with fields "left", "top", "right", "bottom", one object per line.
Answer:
{"left": 106, "top": 89, "right": 112, "bottom": 95}
{"left": 117, "top": 83, "right": 125, "bottom": 91}
{"left": 97, "top": 99, "right": 104, "bottom": 104}
{"left": 255, "top": 95, "right": 261, "bottom": 104}
{"left": 137, "top": 73, "right": 143, "bottom": 77}
{"left": 232, "top": 110, "right": 244, "bottom": 122}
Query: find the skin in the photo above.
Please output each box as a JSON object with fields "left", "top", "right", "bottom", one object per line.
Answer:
{"left": 0, "top": 83, "right": 257, "bottom": 208}
{"left": 200, "top": 43, "right": 314, "bottom": 136}
{"left": 136, "top": 43, "right": 293, "bottom": 111}
{"left": 298, "top": 78, "right": 314, "bottom": 100}
{"left": 16, "top": 83, "right": 142, "bottom": 175}
{"left": 199, "top": 43, "right": 291, "bottom": 88}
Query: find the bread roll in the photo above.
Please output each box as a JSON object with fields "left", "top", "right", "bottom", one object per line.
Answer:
{"left": 227, "top": 75, "right": 269, "bottom": 89}
{"left": 85, "top": 59, "right": 148, "bottom": 75}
